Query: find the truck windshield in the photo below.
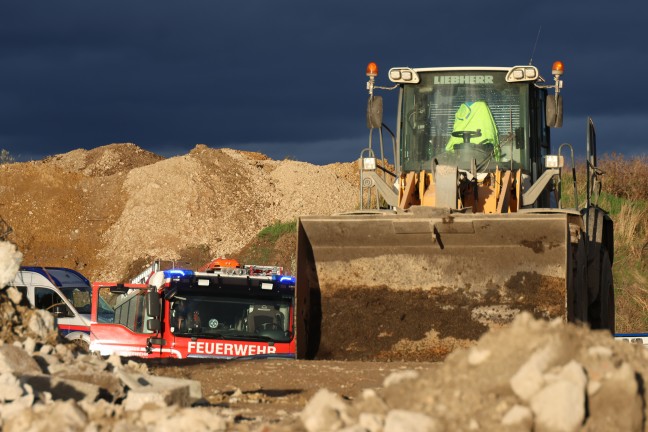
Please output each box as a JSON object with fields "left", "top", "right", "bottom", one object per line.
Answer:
{"left": 170, "top": 295, "right": 292, "bottom": 343}
{"left": 400, "top": 70, "right": 530, "bottom": 173}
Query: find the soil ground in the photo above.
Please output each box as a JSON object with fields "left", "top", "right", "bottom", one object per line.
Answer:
{"left": 148, "top": 358, "right": 440, "bottom": 429}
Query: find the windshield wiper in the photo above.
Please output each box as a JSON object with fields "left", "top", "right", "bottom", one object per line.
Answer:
{"left": 223, "top": 333, "right": 275, "bottom": 342}
{"left": 174, "top": 332, "right": 224, "bottom": 339}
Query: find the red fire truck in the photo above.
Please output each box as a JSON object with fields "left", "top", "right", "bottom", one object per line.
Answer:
{"left": 89, "top": 264, "right": 296, "bottom": 359}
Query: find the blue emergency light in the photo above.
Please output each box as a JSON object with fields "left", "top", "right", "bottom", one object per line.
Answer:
{"left": 162, "top": 269, "right": 194, "bottom": 278}
{"left": 276, "top": 275, "right": 296, "bottom": 285}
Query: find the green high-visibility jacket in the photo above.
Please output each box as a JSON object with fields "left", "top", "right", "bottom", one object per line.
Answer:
{"left": 446, "top": 100, "right": 500, "bottom": 160}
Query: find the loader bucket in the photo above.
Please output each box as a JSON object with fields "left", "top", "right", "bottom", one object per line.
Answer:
{"left": 295, "top": 208, "right": 571, "bottom": 361}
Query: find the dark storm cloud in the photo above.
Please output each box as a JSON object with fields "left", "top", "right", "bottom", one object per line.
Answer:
{"left": 0, "top": 1, "right": 645, "bottom": 164}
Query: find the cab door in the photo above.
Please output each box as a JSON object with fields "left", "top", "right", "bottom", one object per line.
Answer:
{"left": 90, "top": 284, "right": 164, "bottom": 358}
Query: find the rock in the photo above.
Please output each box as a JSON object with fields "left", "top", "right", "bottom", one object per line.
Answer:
{"left": 358, "top": 412, "right": 384, "bottom": 432}
{"left": 384, "top": 410, "right": 441, "bottom": 432}
{"left": 383, "top": 370, "right": 420, "bottom": 388}
{"left": 555, "top": 360, "right": 587, "bottom": 389}
{"left": 21, "top": 337, "right": 36, "bottom": 354}
{"left": 301, "top": 389, "right": 351, "bottom": 432}
{"left": 5, "top": 286, "right": 23, "bottom": 305}
{"left": 2, "top": 399, "right": 87, "bottom": 432}
{"left": 27, "top": 310, "right": 57, "bottom": 341}
{"left": 530, "top": 380, "right": 585, "bottom": 432}
{"left": 0, "top": 242, "right": 22, "bottom": 287}
{"left": 0, "top": 372, "right": 26, "bottom": 401}
{"left": 0, "top": 393, "right": 35, "bottom": 424}
{"left": 53, "top": 370, "right": 125, "bottom": 402}
{"left": 510, "top": 344, "right": 558, "bottom": 401}
{"left": 0, "top": 345, "right": 42, "bottom": 375}
{"left": 55, "top": 343, "right": 70, "bottom": 358}
{"left": 585, "top": 362, "right": 643, "bottom": 431}
{"left": 79, "top": 398, "right": 121, "bottom": 422}
{"left": 501, "top": 404, "right": 533, "bottom": 429}
{"left": 587, "top": 345, "right": 613, "bottom": 358}
{"left": 20, "top": 373, "right": 102, "bottom": 402}
{"left": 117, "top": 370, "right": 203, "bottom": 410}
{"left": 467, "top": 347, "right": 491, "bottom": 366}
{"left": 38, "top": 344, "right": 54, "bottom": 355}
{"left": 138, "top": 407, "right": 228, "bottom": 432}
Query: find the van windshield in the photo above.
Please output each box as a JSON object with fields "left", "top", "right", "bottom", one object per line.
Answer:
{"left": 400, "top": 70, "right": 531, "bottom": 173}
{"left": 60, "top": 286, "right": 112, "bottom": 318}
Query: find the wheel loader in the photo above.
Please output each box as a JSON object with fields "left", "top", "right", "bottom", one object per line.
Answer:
{"left": 295, "top": 62, "right": 615, "bottom": 361}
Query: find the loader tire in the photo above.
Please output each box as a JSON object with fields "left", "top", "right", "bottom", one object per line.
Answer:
{"left": 589, "top": 250, "right": 615, "bottom": 332}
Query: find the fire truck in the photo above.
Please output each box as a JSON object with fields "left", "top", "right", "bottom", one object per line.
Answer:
{"left": 89, "top": 262, "right": 296, "bottom": 359}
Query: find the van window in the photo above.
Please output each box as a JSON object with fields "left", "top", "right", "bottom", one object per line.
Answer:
{"left": 34, "top": 287, "right": 74, "bottom": 317}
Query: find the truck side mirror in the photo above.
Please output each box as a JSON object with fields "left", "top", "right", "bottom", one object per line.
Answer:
{"left": 146, "top": 290, "right": 161, "bottom": 317}
{"left": 367, "top": 95, "right": 383, "bottom": 129}
{"left": 147, "top": 318, "right": 161, "bottom": 332}
{"left": 109, "top": 284, "right": 128, "bottom": 294}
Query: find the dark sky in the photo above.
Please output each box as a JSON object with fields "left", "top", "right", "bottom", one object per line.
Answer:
{"left": 1, "top": 1, "right": 645, "bottom": 165}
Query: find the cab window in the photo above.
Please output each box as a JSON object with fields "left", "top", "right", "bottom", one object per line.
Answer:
{"left": 99, "top": 287, "right": 153, "bottom": 334}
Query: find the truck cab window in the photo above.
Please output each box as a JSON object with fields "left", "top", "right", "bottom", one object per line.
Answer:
{"left": 401, "top": 71, "right": 530, "bottom": 173}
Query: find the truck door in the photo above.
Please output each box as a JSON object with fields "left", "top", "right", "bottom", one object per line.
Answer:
{"left": 90, "top": 285, "right": 165, "bottom": 358}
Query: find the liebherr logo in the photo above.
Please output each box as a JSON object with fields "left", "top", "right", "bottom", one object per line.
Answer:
{"left": 434, "top": 75, "right": 494, "bottom": 84}
{"left": 187, "top": 341, "right": 277, "bottom": 356}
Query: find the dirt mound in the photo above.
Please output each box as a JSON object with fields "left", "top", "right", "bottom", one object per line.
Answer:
{"left": 42, "top": 143, "right": 164, "bottom": 176}
{"left": 0, "top": 143, "right": 359, "bottom": 281}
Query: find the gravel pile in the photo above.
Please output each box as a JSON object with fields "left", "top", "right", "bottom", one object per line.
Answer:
{"left": 0, "top": 143, "right": 359, "bottom": 281}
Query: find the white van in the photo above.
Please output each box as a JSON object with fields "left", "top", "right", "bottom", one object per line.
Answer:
{"left": 13, "top": 266, "right": 92, "bottom": 348}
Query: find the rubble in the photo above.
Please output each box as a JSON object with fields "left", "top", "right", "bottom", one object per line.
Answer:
{"left": 0, "top": 241, "right": 232, "bottom": 431}
{"left": 297, "top": 313, "right": 648, "bottom": 431}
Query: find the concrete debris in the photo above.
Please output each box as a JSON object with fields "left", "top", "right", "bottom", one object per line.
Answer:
{"left": 0, "top": 242, "right": 22, "bottom": 288}
{"left": 117, "top": 369, "right": 203, "bottom": 410}
{"left": 0, "top": 345, "right": 42, "bottom": 375}
{"left": 382, "top": 369, "right": 420, "bottom": 388}
{"left": 299, "top": 312, "right": 648, "bottom": 431}
{"left": 0, "top": 241, "right": 221, "bottom": 431}
{"left": 300, "top": 388, "right": 352, "bottom": 432}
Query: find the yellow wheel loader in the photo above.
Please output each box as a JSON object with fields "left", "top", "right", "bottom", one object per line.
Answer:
{"left": 296, "top": 62, "right": 615, "bottom": 361}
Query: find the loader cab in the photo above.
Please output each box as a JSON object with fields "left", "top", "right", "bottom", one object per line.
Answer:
{"left": 394, "top": 67, "right": 551, "bottom": 193}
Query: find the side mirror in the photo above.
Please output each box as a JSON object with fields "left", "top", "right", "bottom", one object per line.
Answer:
{"left": 109, "top": 284, "right": 128, "bottom": 294}
{"left": 146, "top": 290, "right": 161, "bottom": 317}
{"left": 366, "top": 95, "right": 383, "bottom": 129}
{"left": 147, "top": 318, "right": 161, "bottom": 332}
{"left": 546, "top": 94, "right": 563, "bottom": 128}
